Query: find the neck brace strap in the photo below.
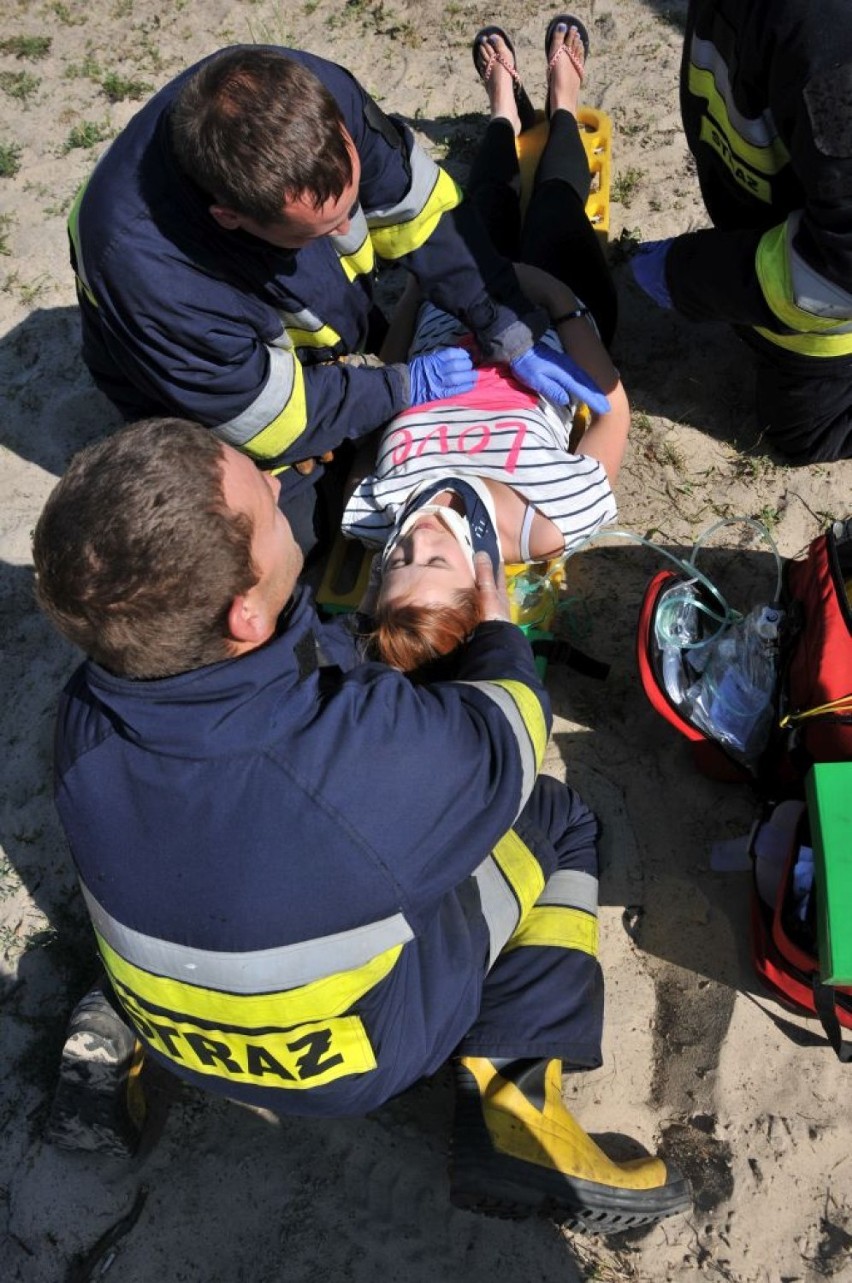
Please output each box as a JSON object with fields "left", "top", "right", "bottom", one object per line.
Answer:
{"left": 383, "top": 476, "right": 502, "bottom": 576}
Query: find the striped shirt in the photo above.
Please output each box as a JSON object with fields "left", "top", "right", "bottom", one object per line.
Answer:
{"left": 342, "top": 304, "right": 616, "bottom": 550}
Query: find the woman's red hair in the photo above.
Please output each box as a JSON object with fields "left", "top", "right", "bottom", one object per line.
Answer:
{"left": 373, "top": 588, "right": 480, "bottom": 674}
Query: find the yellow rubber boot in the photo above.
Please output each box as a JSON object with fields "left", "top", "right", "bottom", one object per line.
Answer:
{"left": 450, "top": 1057, "right": 692, "bottom": 1232}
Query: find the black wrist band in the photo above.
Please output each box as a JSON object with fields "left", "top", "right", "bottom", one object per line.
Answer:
{"left": 552, "top": 307, "right": 590, "bottom": 325}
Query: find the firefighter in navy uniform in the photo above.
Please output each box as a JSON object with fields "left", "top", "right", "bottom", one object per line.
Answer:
{"left": 631, "top": 0, "right": 852, "bottom": 464}
{"left": 69, "top": 45, "right": 608, "bottom": 551}
{"left": 33, "top": 419, "right": 690, "bottom": 1235}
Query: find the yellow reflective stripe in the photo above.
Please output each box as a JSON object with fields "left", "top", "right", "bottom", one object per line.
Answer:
{"left": 337, "top": 237, "right": 375, "bottom": 283}
{"left": 96, "top": 931, "right": 403, "bottom": 1026}
{"left": 67, "top": 182, "right": 84, "bottom": 249}
{"left": 755, "top": 225, "right": 852, "bottom": 357}
{"left": 118, "top": 982, "right": 376, "bottom": 1090}
{"left": 752, "top": 325, "right": 852, "bottom": 356}
{"left": 490, "top": 678, "right": 548, "bottom": 772}
{"left": 504, "top": 905, "right": 599, "bottom": 957}
{"left": 369, "top": 168, "right": 462, "bottom": 261}
{"left": 239, "top": 357, "right": 308, "bottom": 461}
{"left": 688, "top": 63, "right": 789, "bottom": 176}
{"left": 757, "top": 225, "right": 845, "bottom": 332}
{"left": 698, "top": 117, "right": 771, "bottom": 203}
{"left": 285, "top": 323, "right": 341, "bottom": 349}
{"left": 492, "top": 830, "right": 545, "bottom": 922}
{"left": 68, "top": 180, "right": 98, "bottom": 306}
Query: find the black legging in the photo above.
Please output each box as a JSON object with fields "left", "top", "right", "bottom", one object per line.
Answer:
{"left": 467, "top": 112, "right": 617, "bottom": 349}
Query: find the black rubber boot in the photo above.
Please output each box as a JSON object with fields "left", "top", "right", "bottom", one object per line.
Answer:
{"left": 450, "top": 1056, "right": 693, "bottom": 1233}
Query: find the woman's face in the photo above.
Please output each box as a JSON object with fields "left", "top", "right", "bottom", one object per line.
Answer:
{"left": 378, "top": 513, "right": 475, "bottom": 609}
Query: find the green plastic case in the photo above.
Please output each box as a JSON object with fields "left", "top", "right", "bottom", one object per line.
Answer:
{"left": 806, "top": 762, "right": 852, "bottom": 985}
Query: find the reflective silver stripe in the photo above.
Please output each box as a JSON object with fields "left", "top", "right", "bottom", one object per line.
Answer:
{"left": 214, "top": 345, "right": 298, "bottom": 446}
{"left": 787, "top": 212, "right": 852, "bottom": 325}
{"left": 456, "top": 680, "right": 536, "bottom": 811}
{"left": 363, "top": 144, "right": 441, "bottom": 229}
{"left": 691, "top": 35, "right": 780, "bottom": 148}
{"left": 80, "top": 881, "right": 414, "bottom": 992}
{"left": 472, "top": 855, "right": 520, "bottom": 969}
{"left": 278, "top": 306, "right": 325, "bottom": 336}
{"left": 536, "top": 869, "right": 598, "bottom": 916}
{"left": 331, "top": 205, "right": 369, "bottom": 255}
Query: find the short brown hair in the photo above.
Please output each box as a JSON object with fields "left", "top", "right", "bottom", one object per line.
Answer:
{"left": 372, "top": 589, "right": 481, "bottom": 675}
{"left": 170, "top": 47, "right": 353, "bottom": 222}
{"left": 33, "top": 419, "right": 258, "bottom": 679}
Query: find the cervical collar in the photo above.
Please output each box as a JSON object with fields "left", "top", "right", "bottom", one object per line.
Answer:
{"left": 382, "top": 476, "right": 502, "bottom": 576}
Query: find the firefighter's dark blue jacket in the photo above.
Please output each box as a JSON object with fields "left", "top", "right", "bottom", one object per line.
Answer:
{"left": 668, "top": 0, "right": 852, "bottom": 361}
{"left": 69, "top": 46, "right": 542, "bottom": 471}
{"left": 53, "top": 589, "right": 557, "bottom": 1115}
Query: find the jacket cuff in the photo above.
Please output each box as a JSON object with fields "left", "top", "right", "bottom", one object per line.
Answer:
{"left": 387, "top": 361, "right": 411, "bottom": 406}
{"left": 479, "top": 309, "right": 549, "bottom": 363}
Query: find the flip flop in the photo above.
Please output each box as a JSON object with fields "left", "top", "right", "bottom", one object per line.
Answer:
{"left": 472, "top": 25, "right": 537, "bottom": 133}
{"left": 545, "top": 13, "right": 591, "bottom": 85}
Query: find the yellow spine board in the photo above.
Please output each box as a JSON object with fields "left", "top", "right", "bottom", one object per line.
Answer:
{"left": 515, "top": 107, "right": 611, "bottom": 240}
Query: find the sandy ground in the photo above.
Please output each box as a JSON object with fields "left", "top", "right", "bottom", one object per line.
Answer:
{"left": 2, "top": 1, "right": 852, "bottom": 1280}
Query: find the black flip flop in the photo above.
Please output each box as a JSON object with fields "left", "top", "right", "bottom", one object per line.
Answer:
{"left": 472, "top": 25, "right": 537, "bottom": 133}
{"left": 544, "top": 13, "right": 591, "bottom": 77}
{"left": 544, "top": 14, "right": 590, "bottom": 118}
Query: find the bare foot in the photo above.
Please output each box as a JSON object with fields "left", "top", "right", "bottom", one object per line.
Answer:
{"left": 547, "top": 22, "right": 585, "bottom": 118}
{"left": 474, "top": 32, "right": 522, "bottom": 134}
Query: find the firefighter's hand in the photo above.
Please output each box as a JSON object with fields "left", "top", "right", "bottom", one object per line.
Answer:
{"left": 474, "top": 552, "right": 512, "bottom": 623}
{"left": 630, "top": 238, "right": 674, "bottom": 309}
{"left": 509, "top": 344, "right": 611, "bottom": 415}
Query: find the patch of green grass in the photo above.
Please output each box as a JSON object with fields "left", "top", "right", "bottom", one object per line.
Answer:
{"left": 0, "top": 142, "right": 22, "bottom": 178}
{"left": 611, "top": 166, "right": 643, "bottom": 206}
{"left": 0, "top": 35, "right": 52, "bottom": 60}
{"left": 51, "top": 1, "right": 86, "bottom": 24}
{"left": 609, "top": 225, "right": 642, "bottom": 264}
{"left": 43, "top": 190, "right": 75, "bottom": 218}
{"left": 101, "top": 71, "right": 152, "bottom": 102}
{"left": 0, "top": 213, "right": 15, "bottom": 255}
{"left": 136, "top": 30, "right": 164, "bottom": 73}
{"left": 396, "top": 20, "right": 421, "bottom": 47}
{"left": 660, "top": 439, "right": 686, "bottom": 472}
{"left": 61, "top": 120, "right": 111, "bottom": 153}
{"left": 246, "top": 7, "right": 294, "bottom": 46}
{"left": 64, "top": 53, "right": 102, "bottom": 80}
{"left": 0, "top": 858, "right": 21, "bottom": 902}
{"left": 18, "top": 274, "right": 51, "bottom": 305}
{"left": 0, "top": 70, "right": 41, "bottom": 103}
{"left": 732, "top": 452, "right": 775, "bottom": 483}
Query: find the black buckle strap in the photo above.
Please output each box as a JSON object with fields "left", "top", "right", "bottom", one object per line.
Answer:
{"left": 812, "top": 976, "right": 852, "bottom": 1062}
{"left": 530, "top": 637, "right": 610, "bottom": 680}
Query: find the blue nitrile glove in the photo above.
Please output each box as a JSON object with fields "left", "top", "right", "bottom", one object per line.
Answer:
{"left": 509, "top": 343, "right": 611, "bottom": 416}
{"left": 407, "top": 347, "right": 476, "bottom": 406}
{"left": 630, "top": 239, "right": 674, "bottom": 309}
